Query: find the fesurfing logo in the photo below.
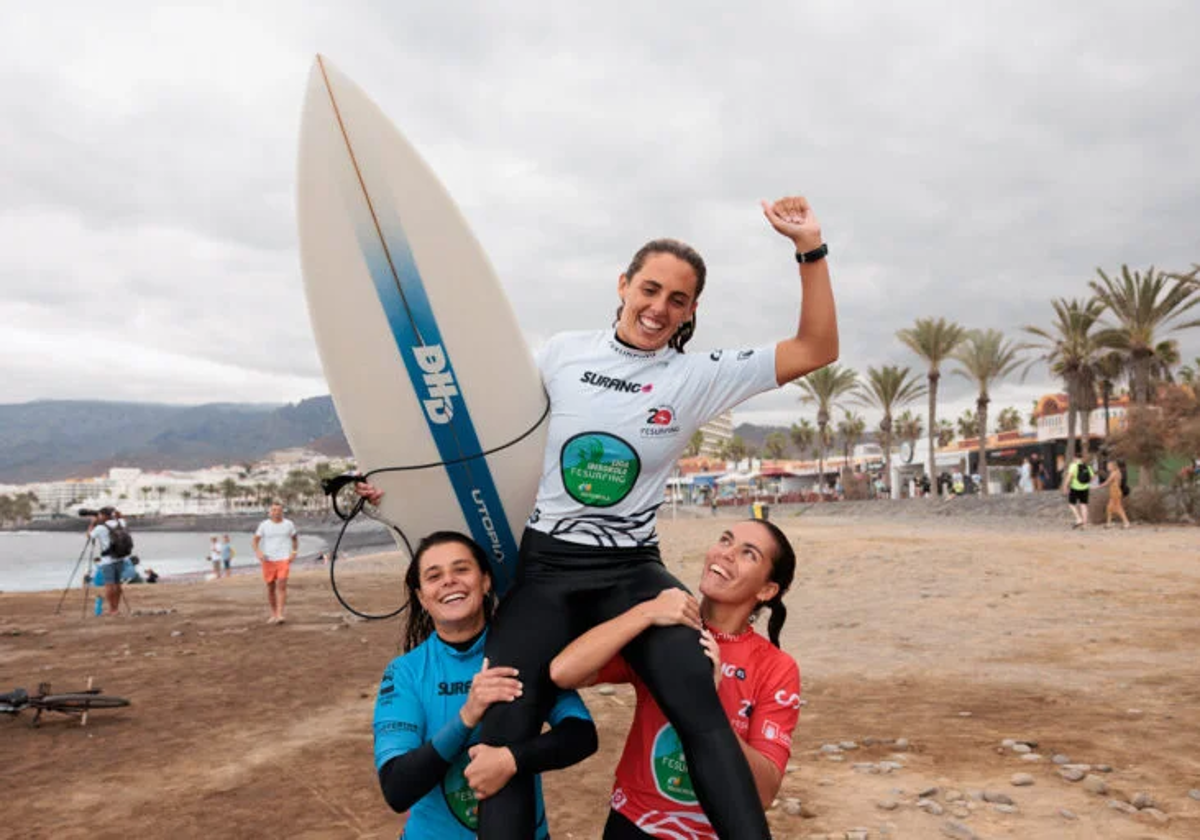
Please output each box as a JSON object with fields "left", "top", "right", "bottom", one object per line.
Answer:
{"left": 561, "top": 433, "right": 641, "bottom": 507}
{"left": 651, "top": 724, "right": 696, "bottom": 804}
{"left": 413, "top": 344, "right": 458, "bottom": 423}
{"left": 642, "top": 406, "right": 680, "bottom": 438}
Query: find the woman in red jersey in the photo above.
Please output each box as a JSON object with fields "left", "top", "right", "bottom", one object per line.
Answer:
{"left": 550, "top": 519, "right": 800, "bottom": 839}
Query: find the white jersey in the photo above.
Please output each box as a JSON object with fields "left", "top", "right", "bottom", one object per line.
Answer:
{"left": 528, "top": 330, "right": 778, "bottom": 547}
{"left": 255, "top": 518, "right": 297, "bottom": 560}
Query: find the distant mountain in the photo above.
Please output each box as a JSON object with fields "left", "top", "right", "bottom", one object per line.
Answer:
{"left": 0, "top": 397, "right": 350, "bottom": 483}
{"left": 734, "top": 422, "right": 880, "bottom": 459}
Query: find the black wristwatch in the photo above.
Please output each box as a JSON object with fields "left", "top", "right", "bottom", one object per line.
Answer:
{"left": 795, "top": 243, "right": 829, "bottom": 264}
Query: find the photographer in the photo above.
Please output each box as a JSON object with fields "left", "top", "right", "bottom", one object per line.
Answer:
{"left": 86, "top": 506, "right": 134, "bottom": 616}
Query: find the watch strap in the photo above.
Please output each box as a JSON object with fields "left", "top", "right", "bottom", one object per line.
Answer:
{"left": 795, "top": 243, "right": 829, "bottom": 264}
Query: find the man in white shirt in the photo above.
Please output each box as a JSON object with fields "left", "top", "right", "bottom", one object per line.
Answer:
{"left": 252, "top": 502, "right": 299, "bottom": 624}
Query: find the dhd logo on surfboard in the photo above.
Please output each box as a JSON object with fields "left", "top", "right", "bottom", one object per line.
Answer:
{"left": 413, "top": 344, "right": 458, "bottom": 423}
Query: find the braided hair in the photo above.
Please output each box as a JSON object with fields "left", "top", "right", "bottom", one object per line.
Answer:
{"left": 402, "top": 531, "right": 497, "bottom": 653}
{"left": 614, "top": 238, "right": 707, "bottom": 353}
{"left": 748, "top": 519, "right": 797, "bottom": 647}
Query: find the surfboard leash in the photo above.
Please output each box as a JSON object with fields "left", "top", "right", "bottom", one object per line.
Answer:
{"left": 320, "top": 400, "right": 551, "bottom": 620}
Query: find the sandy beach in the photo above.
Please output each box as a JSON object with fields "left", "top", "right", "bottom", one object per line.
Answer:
{"left": 3, "top": 506, "right": 1199, "bottom": 839}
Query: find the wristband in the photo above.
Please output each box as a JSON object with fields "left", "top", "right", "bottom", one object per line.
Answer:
{"left": 795, "top": 243, "right": 829, "bottom": 264}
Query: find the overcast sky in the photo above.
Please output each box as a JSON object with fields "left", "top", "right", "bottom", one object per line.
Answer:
{"left": 2, "top": 1, "right": 1198, "bottom": 434}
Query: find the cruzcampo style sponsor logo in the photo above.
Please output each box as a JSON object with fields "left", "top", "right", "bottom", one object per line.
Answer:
{"left": 561, "top": 433, "right": 641, "bottom": 507}
{"left": 442, "top": 752, "right": 480, "bottom": 829}
{"left": 651, "top": 724, "right": 696, "bottom": 804}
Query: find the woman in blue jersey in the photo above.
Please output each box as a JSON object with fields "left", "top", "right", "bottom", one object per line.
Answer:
{"left": 372, "top": 531, "right": 598, "bottom": 838}
{"left": 365, "top": 194, "right": 836, "bottom": 839}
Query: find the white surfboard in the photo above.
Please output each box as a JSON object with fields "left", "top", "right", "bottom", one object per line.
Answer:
{"left": 296, "top": 55, "right": 547, "bottom": 594}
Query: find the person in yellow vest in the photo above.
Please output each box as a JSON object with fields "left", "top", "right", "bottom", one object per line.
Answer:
{"left": 1063, "top": 450, "right": 1093, "bottom": 529}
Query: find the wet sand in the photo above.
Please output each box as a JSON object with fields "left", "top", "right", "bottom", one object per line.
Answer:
{"left": 2, "top": 509, "right": 1198, "bottom": 839}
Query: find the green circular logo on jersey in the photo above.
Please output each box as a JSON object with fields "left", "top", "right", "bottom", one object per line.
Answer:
{"left": 651, "top": 724, "right": 696, "bottom": 803}
{"left": 442, "top": 752, "right": 480, "bottom": 829}
{"left": 561, "top": 433, "right": 641, "bottom": 507}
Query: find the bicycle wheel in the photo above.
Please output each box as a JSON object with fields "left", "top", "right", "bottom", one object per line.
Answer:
{"left": 40, "top": 694, "right": 130, "bottom": 710}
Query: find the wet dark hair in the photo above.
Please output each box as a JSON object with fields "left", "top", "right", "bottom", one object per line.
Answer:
{"left": 746, "top": 519, "right": 797, "bottom": 648}
{"left": 614, "top": 238, "right": 707, "bottom": 353}
{"left": 402, "top": 531, "right": 497, "bottom": 653}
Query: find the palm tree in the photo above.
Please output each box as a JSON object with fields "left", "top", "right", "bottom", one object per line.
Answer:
{"left": 1148, "top": 339, "right": 1180, "bottom": 385}
{"left": 956, "top": 410, "right": 978, "bottom": 441}
{"left": 220, "top": 478, "right": 239, "bottom": 512}
{"left": 856, "top": 365, "right": 927, "bottom": 497}
{"left": 764, "top": 431, "right": 789, "bottom": 461}
{"left": 953, "top": 329, "right": 1024, "bottom": 495}
{"left": 1095, "top": 350, "right": 1126, "bottom": 442}
{"left": 181, "top": 490, "right": 192, "bottom": 511}
{"left": 936, "top": 419, "right": 955, "bottom": 448}
{"left": 790, "top": 420, "right": 816, "bottom": 459}
{"left": 794, "top": 363, "right": 859, "bottom": 496}
{"left": 725, "top": 436, "right": 748, "bottom": 465}
{"left": 685, "top": 430, "right": 705, "bottom": 458}
{"left": 995, "top": 407, "right": 1022, "bottom": 433}
{"left": 1178, "top": 356, "right": 1200, "bottom": 387}
{"left": 1090, "top": 265, "right": 1200, "bottom": 406}
{"left": 896, "top": 410, "right": 924, "bottom": 448}
{"left": 897, "top": 317, "right": 968, "bottom": 497}
{"left": 835, "top": 410, "right": 867, "bottom": 463}
{"left": 1023, "top": 297, "right": 1106, "bottom": 461}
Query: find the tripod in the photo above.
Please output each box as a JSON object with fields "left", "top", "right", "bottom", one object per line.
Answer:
{"left": 54, "top": 534, "right": 95, "bottom": 616}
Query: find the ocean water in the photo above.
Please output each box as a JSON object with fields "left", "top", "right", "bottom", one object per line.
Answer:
{"left": 0, "top": 530, "right": 327, "bottom": 593}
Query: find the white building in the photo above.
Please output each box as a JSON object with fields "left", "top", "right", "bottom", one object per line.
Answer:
{"left": 699, "top": 412, "right": 734, "bottom": 457}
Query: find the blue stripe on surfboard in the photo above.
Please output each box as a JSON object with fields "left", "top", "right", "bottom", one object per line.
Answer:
{"left": 332, "top": 137, "right": 520, "bottom": 595}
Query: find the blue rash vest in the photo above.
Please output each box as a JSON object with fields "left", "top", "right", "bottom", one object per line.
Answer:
{"left": 373, "top": 628, "right": 590, "bottom": 838}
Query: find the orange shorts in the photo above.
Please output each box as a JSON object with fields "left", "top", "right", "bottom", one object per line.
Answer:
{"left": 261, "top": 559, "right": 291, "bottom": 583}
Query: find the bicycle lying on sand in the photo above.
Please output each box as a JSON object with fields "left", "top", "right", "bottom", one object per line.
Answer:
{"left": 0, "top": 678, "right": 130, "bottom": 726}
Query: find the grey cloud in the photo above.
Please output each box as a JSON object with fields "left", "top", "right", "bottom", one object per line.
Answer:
{"left": 2, "top": 1, "right": 1198, "bottom": 409}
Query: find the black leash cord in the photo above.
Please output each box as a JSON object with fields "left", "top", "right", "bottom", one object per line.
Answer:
{"left": 325, "top": 401, "right": 550, "bottom": 620}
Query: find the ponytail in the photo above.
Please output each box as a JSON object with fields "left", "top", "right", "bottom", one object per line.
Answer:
{"left": 765, "top": 597, "right": 788, "bottom": 648}
{"left": 750, "top": 519, "right": 796, "bottom": 649}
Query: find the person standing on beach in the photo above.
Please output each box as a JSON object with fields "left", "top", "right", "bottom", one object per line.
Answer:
{"left": 1063, "top": 450, "right": 1092, "bottom": 529}
{"left": 1019, "top": 457, "right": 1034, "bottom": 493}
{"left": 209, "top": 535, "right": 222, "bottom": 579}
{"left": 252, "top": 502, "right": 298, "bottom": 624}
{"left": 221, "top": 534, "right": 234, "bottom": 578}
{"left": 88, "top": 506, "right": 134, "bottom": 616}
{"left": 1101, "top": 459, "right": 1131, "bottom": 530}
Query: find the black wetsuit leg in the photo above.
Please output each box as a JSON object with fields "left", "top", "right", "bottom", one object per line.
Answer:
{"left": 476, "top": 566, "right": 576, "bottom": 836}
